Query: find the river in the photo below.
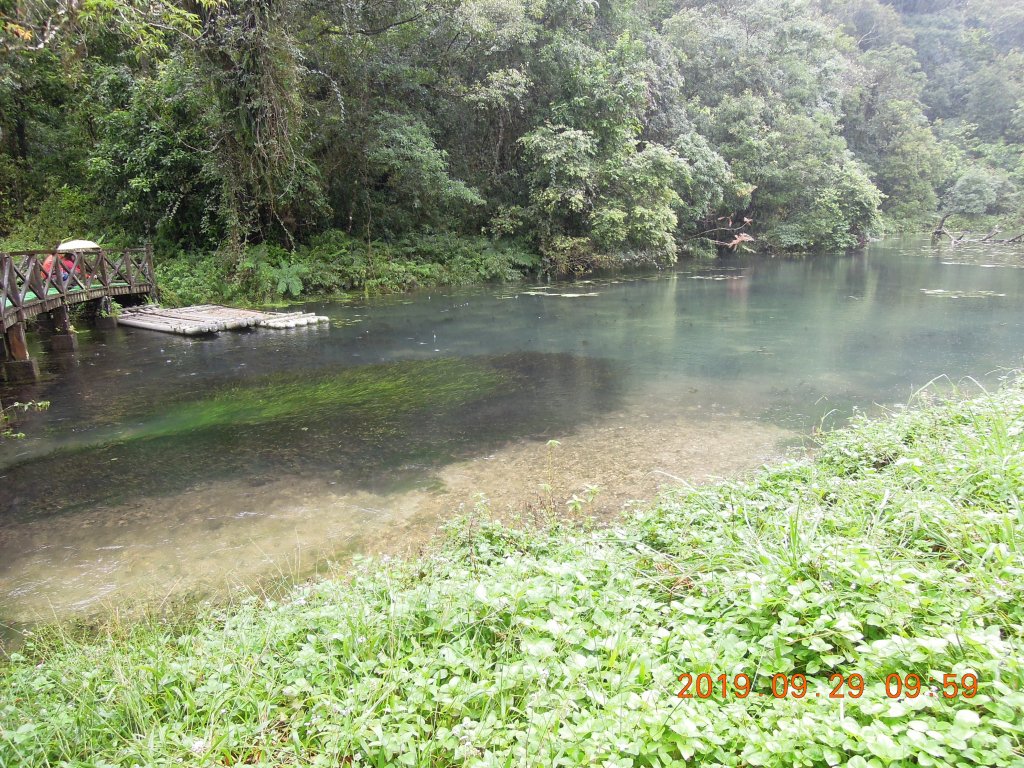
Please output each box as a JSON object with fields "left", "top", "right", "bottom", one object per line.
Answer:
{"left": 2, "top": 237, "right": 1023, "bottom": 641}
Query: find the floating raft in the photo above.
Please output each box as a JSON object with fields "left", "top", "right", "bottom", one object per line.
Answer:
{"left": 118, "top": 304, "right": 330, "bottom": 336}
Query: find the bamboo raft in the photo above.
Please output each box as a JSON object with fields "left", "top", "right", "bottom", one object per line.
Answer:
{"left": 117, "top": 304, "right": 330, "bottom": 336}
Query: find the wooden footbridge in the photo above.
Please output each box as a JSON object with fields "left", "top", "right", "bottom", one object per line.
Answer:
{"left": 1, "top": 245, "right": 328, "bottom": 382}
{"left": 1, "top": 245, "right": 156, "bottom": 380}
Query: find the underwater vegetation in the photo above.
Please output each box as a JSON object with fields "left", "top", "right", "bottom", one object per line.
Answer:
{"left": 0, "top": 353, "right": 622, "bottom": 518}
{"left": 128, "top": 358, "right": 511, "bottom": 441}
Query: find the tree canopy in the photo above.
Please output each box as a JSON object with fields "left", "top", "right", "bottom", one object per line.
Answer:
{"left": 1, "top": 0, "right": 1022, "bottom": 277}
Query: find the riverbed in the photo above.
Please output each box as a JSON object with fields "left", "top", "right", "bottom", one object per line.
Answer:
{"left": 2, "top": 237, "right": 1023, "bottom": 638}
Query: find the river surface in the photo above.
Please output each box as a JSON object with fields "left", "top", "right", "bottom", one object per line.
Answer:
{"left": 2, "top": 237, "right": 1024, "bottom": 640}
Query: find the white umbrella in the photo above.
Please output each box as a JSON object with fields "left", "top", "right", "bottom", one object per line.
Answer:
{"left": 56, "top": 239, "right": 101, "bottom": 251}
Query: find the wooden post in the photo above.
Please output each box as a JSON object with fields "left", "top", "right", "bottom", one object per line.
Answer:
{"left": 123, "top": 250, "right": 134, "bottom": 288}
{"left": 6, "top": 323, "right": 29, "bottom": 360}
{"left": 144, "top": 242, "right": 158, "bottom": 300}
{"left": 0, "top": 254, "right": 12, "bottom": 316}
{"left": 96, "top": 250, "right": 109, "bottom": 288}
{"left": 2, "top": 323, "right": 39, "bottom": 382}
{"left": 26, "top": 255, "right": 46, "bottom": 303}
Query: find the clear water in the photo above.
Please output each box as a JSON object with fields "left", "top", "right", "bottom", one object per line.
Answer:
{"left": 2, "top": 237, "right": 1023, "bottom": 637}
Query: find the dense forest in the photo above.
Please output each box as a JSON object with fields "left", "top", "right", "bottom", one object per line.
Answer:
{"left": 1, "top": 0, "right": 1023, "bottom": 300}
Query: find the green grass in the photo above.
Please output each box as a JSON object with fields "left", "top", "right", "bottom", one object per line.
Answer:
{"left": 3, "top": 382, "right": 1024, "bottom": 766}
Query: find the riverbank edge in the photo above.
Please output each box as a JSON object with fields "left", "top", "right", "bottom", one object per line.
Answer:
{"left": 151, "top": 234, "right": 545, "bottom": 308}
{"left": 2, "top": 379, "right": 1024, "bottom": 766}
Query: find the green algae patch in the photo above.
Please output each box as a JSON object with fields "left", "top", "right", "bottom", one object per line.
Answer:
{"left": 0, "top": 352, "right": 621, "bottom": 521}
{"left": 129, "top": 358, "right": 510, "bottom": 441}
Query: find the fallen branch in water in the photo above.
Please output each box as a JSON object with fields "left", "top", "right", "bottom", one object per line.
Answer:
{"left": 932, "top": 227, "right": 965, "bottom": 244}
{"left": 688, "top": 216, "right": 756, "bottom": 251}
{"left": 932, "top": 223, "right": 1024, "bottom": 246}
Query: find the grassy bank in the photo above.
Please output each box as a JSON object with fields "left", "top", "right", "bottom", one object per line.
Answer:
{"left": 3, "top": 383, "right": 1024, "bottom": 767}
{"left": 154, "top": 232, "right": 540, "bottom": 307}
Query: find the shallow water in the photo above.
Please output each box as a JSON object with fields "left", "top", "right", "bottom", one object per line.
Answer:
{"left": 3, "top": 236, "right": 1024, "bottom": 635}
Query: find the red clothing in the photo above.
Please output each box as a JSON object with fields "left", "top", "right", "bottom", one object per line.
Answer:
{"left": 41, "top": 255, "right": 79, "bottom": 282}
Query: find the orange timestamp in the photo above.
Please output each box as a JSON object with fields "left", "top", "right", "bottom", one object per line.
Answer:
{"left": 676, "top": 672, "right": 980, "bottom": 700}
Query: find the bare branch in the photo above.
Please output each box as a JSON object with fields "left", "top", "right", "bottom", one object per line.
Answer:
{"left": 319, "top": 11, "right": 424, "bottom": 38}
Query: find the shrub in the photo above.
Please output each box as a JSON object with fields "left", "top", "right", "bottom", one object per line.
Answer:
{"left": 155, "top": 252, "right": 232, "bottom": 307}
{"left": 153, "top": 233, "right": 538, "bottom": 307}
{"left": 294, "top": 230, "right": 537, "bottom": 295}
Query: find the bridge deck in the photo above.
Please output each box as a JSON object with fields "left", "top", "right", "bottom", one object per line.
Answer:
{"left": 1, "top": 247, "right": 155, "bottom": 332}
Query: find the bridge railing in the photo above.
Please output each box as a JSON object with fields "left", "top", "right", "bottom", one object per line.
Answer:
{"left": 1, "top": 245, "right": 155, "bottom": 328}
